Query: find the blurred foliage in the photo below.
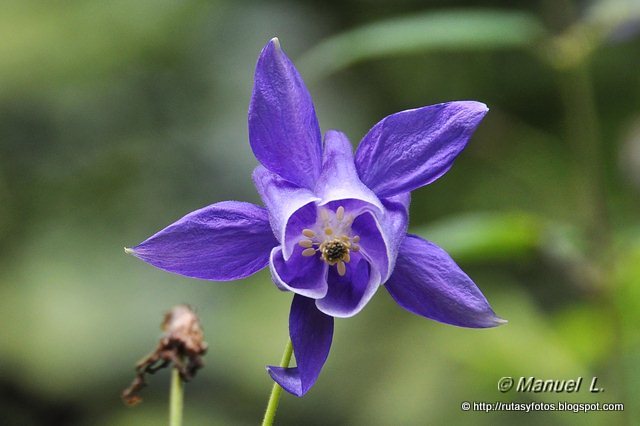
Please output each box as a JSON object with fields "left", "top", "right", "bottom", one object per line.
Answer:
{"left": 413, "top": 211, "right": 543, "bottom": 263}
{"left": 0, "top": 1, "right": 202, "bottom": 95}
{"left": 299, "top": 10, "right": 546, "bottom": 82}
{"left": 0, "top": 0, "right": 639, "bottom": 425}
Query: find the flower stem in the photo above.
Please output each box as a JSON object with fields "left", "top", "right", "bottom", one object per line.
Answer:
{"left": 557, "top": 63, "right": 610, "bottom": 255}
{"left": 262, "top": 338, "right": 293, "bottom": 426}
{"left": 170, "top": 367, "right": 184, "bottom": 426}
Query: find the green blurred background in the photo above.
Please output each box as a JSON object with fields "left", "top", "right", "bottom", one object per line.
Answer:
{"left": 1, "top": 0, "right": 639, "bottom": 425}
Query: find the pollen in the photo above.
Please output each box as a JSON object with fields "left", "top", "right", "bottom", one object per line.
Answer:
{"left": 302, "top": 248, "right": 317, "bottom": 257}
{"left": 298, "top": 239, "right": 313, "bottom": 248}
{"left": 298, "top": 205, "right": 361, "bottom": 276}
{"left": 322, "top": 240, "right": 348, "bottom": 262}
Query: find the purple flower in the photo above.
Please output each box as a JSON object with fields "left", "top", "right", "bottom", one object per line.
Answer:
{"left": 127, "top": 38, "right": 505, "bottom": 397}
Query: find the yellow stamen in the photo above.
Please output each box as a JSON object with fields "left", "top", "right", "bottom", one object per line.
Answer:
{"left": 336, "top": 206, "right": 345, "bottom": 221}
{"left": 302, "top": 248, "right": 317, "bottom": 257}
{"left": 298, "top": 239, "right": 313, "bottom": 248}
{"left": 302, "top": 229, "right": 315, "bottom": 238}
{"left": 324, "top": 228, "right": 333, "bottom": 235}
{"left": 337, "top": 261, "right": 346, "bottom": 276}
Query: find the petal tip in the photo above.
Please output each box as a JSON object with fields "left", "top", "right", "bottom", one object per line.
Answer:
{"left": 464, "top": 100, "right": 489, "bottom": 115}
{"left": 493, "top": 316, "right": 508, "bottom": 326}
{"left": 324, "top": 129, "right": 344, "bottom": 137}
{"left": 269, "top": 36, "right": 281, "bottom": 49}
{"left": 480, "top": 314, "right": 507, "bottom": 328}
{"left": 266, "top": 365, "right": 305, "bottom": 397}
{"left": 124, "top": 246, "right": 135, "bottom": 255}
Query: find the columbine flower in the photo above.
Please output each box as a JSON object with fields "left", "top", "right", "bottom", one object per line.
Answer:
{"left": 127, "top": 38, "right": 505, "bottom": 397}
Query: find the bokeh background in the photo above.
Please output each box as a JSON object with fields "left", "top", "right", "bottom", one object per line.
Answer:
{"left": 1, "top": 0, "right": 639, "bottom": 425}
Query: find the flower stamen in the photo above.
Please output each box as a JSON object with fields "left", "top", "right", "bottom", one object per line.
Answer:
{"left": 322, "top": 240, "right": 348, "bottom": 263}
{"left": 298, "top": 239, "right": 313, "bottom": 248}
{"left": 302, "top": 248, "right": 317, "bottom": 257}
{"left": 298, "top": 205, "right": 361, "bottom": 277}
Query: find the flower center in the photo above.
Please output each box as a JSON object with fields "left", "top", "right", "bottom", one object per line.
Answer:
{"left": 298, "top": 205, "right": 360, "bottom": 276}
{"left": 323, "top": 240, "right": 348, "bottom": 262}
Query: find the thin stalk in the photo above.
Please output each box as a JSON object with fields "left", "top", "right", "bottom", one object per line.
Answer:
{"left": 262, "top": 338, "right": 294, "bottom": 426}
{"left": 550, "top": 4, "right": 627, "bottom": 418}
{"left": 170, "top": 367, "right": 184, "bottom": 426}
{"left": 558, "top": 61, "right": 630, "bottom": 424}
{"left": 557, "top": 63, "right": 610, "bottom": 256}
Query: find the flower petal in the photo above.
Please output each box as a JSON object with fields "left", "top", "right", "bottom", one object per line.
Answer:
{"left": 315, "top": 130, "right": 383, "bottom": 213}
{"left": 316, "top": 252, "right": 382, "bottom": 318}
{"left": 248, "top": 38, "right": 322, "bottom": 190}
{"left": 380, "top": 192, "right": 410, "bottom": 277}
{"left": 253, "top": 165, "right": 320, "bottom": 260}
{"left": 267, "top": 294, "right": 334, "bottom": 397}
{"left": 385, "top": 234, "right": 505, "bottom": 328}
{"left": 269, "top": 246, "right": 328, "bottom": 299}
{"left": 127, "top": 201, "right": 277, "bottom": 281}
{"left": 355, "top": 101, "right": 488, "bottom": 198}
{"left": 349, "top": 193, "right": 410, "bottom": 282}
{"left": 350, "top": 212, "right": 388, "bottom": 279}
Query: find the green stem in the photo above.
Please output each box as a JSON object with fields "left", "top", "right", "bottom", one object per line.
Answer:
{"left": 549, "top": 2, "right": 627, "bottom": 420}
{"left": 169, "top": 367, "right": 184, "bottom": 426}
{"left": 558, "top": 62, "right": 629, "bottom": 424}
{"left": 261, "top": 338, "right": 293, "bottom": 426}
{"left": 557, "top": 63, "right": 610, "bottom": 257}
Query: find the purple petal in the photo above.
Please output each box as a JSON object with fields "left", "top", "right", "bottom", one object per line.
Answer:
{"left": 249, "top": 38, "right": 322, "bottom": 190}
{"left": 127, "top": 201, "right": 277, "bottom": 281}
{"left": 268, "top": 294, "right": 334, "bottom": 397}
{"left": 270, "top": 246, "right": 328, "bottom": 299}
{"left": 355, "top": 101, "right": 488, "bottom": 198}
{"left": 350, "top": 212, "right": 388, "bottom": 279}
{"left": 348, "top": 193, "right": 409, "bottom": 282}
{"left": 253, "top": 166, "right": 319, "bottom": 260}
{"left": 380, "top": 192, "right": 410, "bottom": 276}
{"left": 315, "top": 130, "right": 383, "bottom": 213}
{"left": 316, "top": 252, "right": 382, "bottom": 318}
{"left": 386, "top": 234, "right": 505, "bottom": 328}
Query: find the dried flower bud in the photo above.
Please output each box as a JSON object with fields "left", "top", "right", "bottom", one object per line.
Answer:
{"left": 122, "top": 305, "right": 207, "bottom": 406}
